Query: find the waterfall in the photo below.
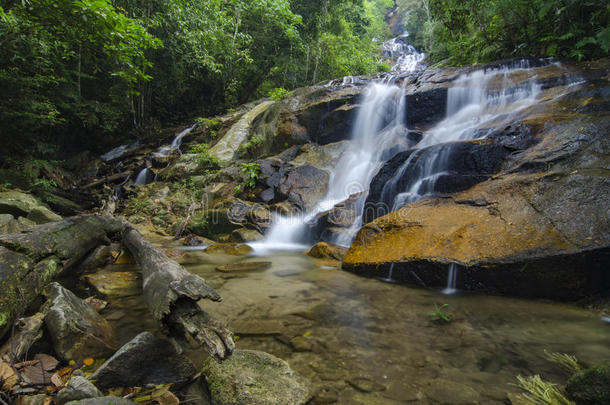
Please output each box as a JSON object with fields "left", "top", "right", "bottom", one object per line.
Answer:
{"left": 259, "top": 34, "right": 425, "bottom": 252}
{"left": 382, "top": 62, "right": 542, "bottom": 210}
{"left": 257, "top": 81, "right": 409, "bottom": 252}
{"left": 442, "top": 263, "right": 458, "bottom": 295}
{"left": 382, "top": 32, "right": 426, "bottom": 72}
{"left": 134, "top": 167, "right": 152, "bottom": 186}
{"left": 154, "top": 124, "right": 197, "bottom": 158}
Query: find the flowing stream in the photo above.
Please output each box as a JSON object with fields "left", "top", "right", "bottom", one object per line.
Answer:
{"left": 98, "top": 247, "right": 610, "bottom": 405}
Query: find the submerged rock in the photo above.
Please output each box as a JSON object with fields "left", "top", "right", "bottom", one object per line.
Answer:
{"left": 84, "top": 272, "right": 142, "bottom": 297}
{"left": 566, "top": 362, "right": 610, "bottom": 405}
{"left": 90, "top": 332, "right": 196, "bottom": 388}
{"left": 216, "top": 261, "right": 271, "bottom": 273}
{"left": 205, "top": 243, "right": 253, "bottom": 256}
{"left": 42, "top": 283, "right": 115, "bottom": 361}
{"left": 203, "top": 349, "right": 312, "bottom": 405}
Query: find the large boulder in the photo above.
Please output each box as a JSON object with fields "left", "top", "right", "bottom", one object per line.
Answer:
{"left": 0, "top": 191, "right": 61, "bottom": 224}
{"left": 344, "top": 59, "right": 610, "bottom": 300}
{"left": 90, "top": 332, "right": 196, "bottom": 388}
{"left": 202, "top": 349, "right": 312, "bottom": 405}
{"left": 42, "top": 283, "right": 115, "bottom": 361}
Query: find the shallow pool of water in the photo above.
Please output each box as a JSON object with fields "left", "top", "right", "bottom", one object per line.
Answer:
{"left": 100, "top": 245, "right": 609, "bottom": 404}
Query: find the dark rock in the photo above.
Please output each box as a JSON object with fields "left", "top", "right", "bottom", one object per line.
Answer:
{"left": 277, "top": 165, "right": 329, "bottom": 211}
{"left": 259, "top": 188, "right": 276, "bottom": 203}
{"left": 42, "top": 283, "right": 115, "bottom": 362}
{"left": 90, "top": 332, "right": 196, "bottom": 389}
{"left": 57, "top": 376, "right": 103, "bottom": 405}
{"left": 203, "top": 349, "right": 312, "bottom": 405}
{"left": 76, "top": 245, "right": 112, "bottom": 272}
{"left": 566, "top": 362, "right": 610, "bottom": 405}
{"left": 364, "top": 140, "right": 510, "bottom": 223}
{"left": 406, "top": 88, "right": 447, "bottom": 129}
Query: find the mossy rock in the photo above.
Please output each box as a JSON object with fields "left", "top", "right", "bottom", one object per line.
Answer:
{"left": 202, "top": 349, "right": 312, "bottom": 405}
{"left": 566, "top": 362, "right": 610, "bottom": 405}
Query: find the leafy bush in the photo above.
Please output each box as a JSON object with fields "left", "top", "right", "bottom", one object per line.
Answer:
{"left": 240, "top": 162, "right": 261, "bottom": 190}
{"left": 268, "top": 88, "right": 291, "bottom": 101}
{"left": 188, "top": 143, "right": 219, "bottom": 174}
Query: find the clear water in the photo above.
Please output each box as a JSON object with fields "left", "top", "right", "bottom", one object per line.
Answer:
{"left": 101, "top": 247, "right": 610, "bottom": 405}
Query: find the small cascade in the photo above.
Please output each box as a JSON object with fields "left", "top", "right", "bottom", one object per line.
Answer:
{"left": 382, "top": 62, "right": 542, "bottom": 210}
{"left": 382, "top": 32, "right": 426, "bottom": 72}
{"left": 154, "top": 124, "right": 197, "bottom": 158}
{"left": 134, "top": 167, "right": 153, "bottom": 186}
{"left": 442, "top": 263, "right": 458, "bottom": 295}
{"left": 380, "top": 262, "right": 396, "bottom": 283}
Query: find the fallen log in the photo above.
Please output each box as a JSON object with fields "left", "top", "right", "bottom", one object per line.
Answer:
{"left": 0, "top": 215, "right": 234, "bottom": 361}
{"left": 80, "top": 171, "right": 132, "bottom": 190}
{"left": 122, "top": 226, "right": 234, "bottom": 360}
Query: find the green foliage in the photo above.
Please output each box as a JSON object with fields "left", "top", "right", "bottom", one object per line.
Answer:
{"left": 513, "top": 375, "right": 575, "bottom": 405}
{"left": 426, "top": 303, "right": 452, "bottom": 324}
{"left": 238, "top": 136, "right": 265, "bottom": 158}
{"left": 188, "top": 143, "right": 219, "bottom": 174}
{"left": 268, "top": 87, "right": 291, "bottom": 101}
{"left": 424, "top": 0, "right": 610, "bottom": 65}
{"left": 240, "top": 162, "right": 261, "bottom": 189}
{"left": 0, "top": 0, "right": 161, "bottom": 157}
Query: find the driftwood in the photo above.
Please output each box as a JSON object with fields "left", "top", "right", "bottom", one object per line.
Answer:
{"left": 0, "top": 215, "right": 234, "bottom": 361}
{"left": 122, "top": 226, "right": 234, "bottom": 359}
{"left": 81, "top": 171, "right": 132, "bottom": 190}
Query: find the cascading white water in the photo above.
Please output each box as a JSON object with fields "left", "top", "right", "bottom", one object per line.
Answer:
{"left": 382, "top": 32, "right": 426, "bottom": 72}
{"left": 258, "top": 82, "right": 409, "bottom": 252}
{"left": 442, "top": 263, "right": 458, "bottom": 295}
{"left": 154, "top": 124, "right": 197, "bottom": 158}
{"left": 134, "top": 167, "right": 152, "bottom": 186}
{"left": 385, "top": 62, "right": 542, "bottom": 210}
{"left": 259, "top": 34, "right": 425, "bottom": 252}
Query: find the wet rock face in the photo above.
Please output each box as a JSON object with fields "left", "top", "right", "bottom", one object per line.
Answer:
{"left": 203, "top": 349, "right": 312, "bottom": 405}
{"left": 90, "top": 332, "right": 196, "bottom": 389}
{"left": 42, "top": 283, "right": 115, "bottom": 361}
{"left": 345, "top": 59, "right": 610, "bottom": 300}
{"left": 405, "top": 88, "right": 447, "bottom": 129}
{"left": 365, "top": 139, "right": 511, "bottom": 223}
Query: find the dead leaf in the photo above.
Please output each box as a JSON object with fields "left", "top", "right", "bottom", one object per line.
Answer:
{"left": 156, "top": 391, "right": 179, "bottom": 405}
{"left": 51, "top": 372, "right": 64, "bottom": 387}
{"left": 21, "top": 363, "right": 53, "bottom": 386}
{"left": 83, "top": 358, "right": 95, "bottom": 367}
{"left": 0, "top": 360, "right": 18, "bottom": 390}
{"left": 34, "top": 354, "right": 59, "bottom": 371}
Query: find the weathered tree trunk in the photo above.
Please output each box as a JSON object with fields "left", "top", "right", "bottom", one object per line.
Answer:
{"left": 122, "top": 226, "right": 234, "bottom": 360}
{"left": 0, "top": 215, "right": 234, "bottom": 361}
